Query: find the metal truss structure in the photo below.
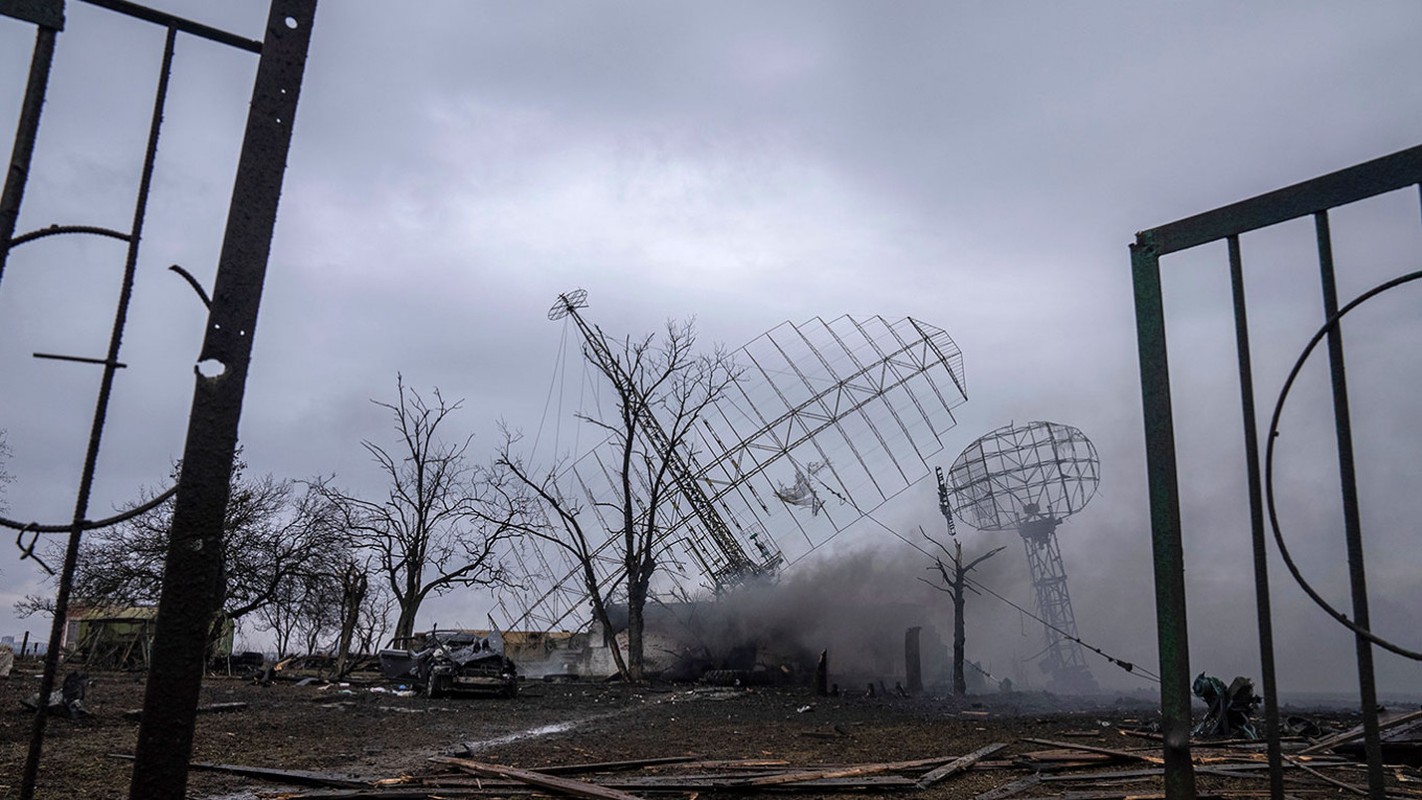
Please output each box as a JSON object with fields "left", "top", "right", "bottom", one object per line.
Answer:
{"left": 499, "top": 291, "right": 969, "bottom": 631}
{"left": 945, "top": 420, "right": 1100, "bottom": 693}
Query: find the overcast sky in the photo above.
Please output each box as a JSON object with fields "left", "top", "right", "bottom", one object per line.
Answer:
{"left": 2, "top": 1, "right": 1421, "bottom": 695}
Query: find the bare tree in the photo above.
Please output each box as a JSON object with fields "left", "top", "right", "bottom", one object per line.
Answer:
{"left": 319, "top": 376, "right": 516, "bottom": 642}
{"left": 492, "top": 319, "right": 739, "bottom": 681}
{"left": 352, "top": 581, "right": 396, "bottom": 657}
{"left": 18, "top": 460, "right": 347, "bottom": 639}
{"left": 923, "top": 534, "right": 1004, "bottom": 696}
{"left": 254, "top": 553, "right": 346, "bottom": 659}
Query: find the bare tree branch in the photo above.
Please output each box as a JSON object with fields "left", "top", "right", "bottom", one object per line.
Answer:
{"left": 488, "top": 319, "right": 740, "bottom": 681}
{"left": 317, "top": 375, "right": 516, "bottom": 643}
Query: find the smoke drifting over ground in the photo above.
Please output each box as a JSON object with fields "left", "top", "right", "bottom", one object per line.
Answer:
{"left": 642, "top": 543, "right": 1004, "bottom": 688}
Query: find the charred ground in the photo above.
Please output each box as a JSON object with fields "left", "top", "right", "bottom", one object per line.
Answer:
{"left": 1, "top": 659, "right": 1397, "bottom": 800}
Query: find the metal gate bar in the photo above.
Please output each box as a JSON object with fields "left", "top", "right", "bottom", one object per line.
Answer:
{"left": 0, "top": 2, "right": 315, "bottom": 798}
{"left": 1132, "top": 143, "right": 1422, "bottom": 800}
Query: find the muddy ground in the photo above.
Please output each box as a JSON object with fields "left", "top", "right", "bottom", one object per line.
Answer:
{"left": 0, "top": 659, "right": 1391, "bottom": 799}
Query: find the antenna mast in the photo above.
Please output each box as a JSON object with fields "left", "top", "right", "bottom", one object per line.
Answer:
{"left": 549, "top": 290, "right": 766, "bottom": 586}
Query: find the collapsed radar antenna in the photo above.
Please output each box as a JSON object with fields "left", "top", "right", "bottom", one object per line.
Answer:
{"left": 502, "top": 292, "right": 970, "bottom": 632}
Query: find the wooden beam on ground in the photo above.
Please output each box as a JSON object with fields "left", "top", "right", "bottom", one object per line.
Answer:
{"left": 533, "top": 754, "right": 703, "bottom": 775}
{"left": 1041, "top": 768, "right": 1165, "bottom": 782}
{"left": 270, "top": 790, "right": 506, "bottom": 799}
{"left": 677, "top": 758, "right": 791, "bottom": 769}
{"left": 1020, "top": 737, "right": 1164, "bottom": 765}
{"left": 107, "top": 753, "right": 365, "bottom": 788}
{"left": 917, "top": 743, "right": 1010, "bottom": 788}
{"left": 972, "top": 774, "right": 1042, "bottom": 800}
{"left": 431, "top": 757, "right": 644, "bottom": 800}
{"left": 745, "top": 752, "right": 984, "bottom": 787}
{"left": 609, "top": 775, "right": 920, "bottom": 790}
{"left": 1298, "top": 709, "right": 1422, "bottom": 756}
{"left": 1283, "top": 755, "right": 1370, "bottom": 797}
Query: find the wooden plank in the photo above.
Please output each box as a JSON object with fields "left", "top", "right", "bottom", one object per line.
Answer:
{"left": 605, "top": 778, "right": 915, "bottom": 790}
{"left": 606, "top": 775, "right": 919, "bottom": 790}
{"left": 275, "top": 790, "right": 503, "bottom": 799}
{"left": 534, "top": 754, "right": 703, "bottom": 775}
{"left": 1019, "top": 749, "right": 1116, "bottom": 763}
{"left": 1283, "top": 755, "right": 1369, "bottom": 797}
{"left": 1299, "top": 708, "right": 1422, "bottom": 755}
{"left": 431, "top": 756, "right": 644, "bottom": 800}
{"left": 917, "top": 742, "right": 1010, "bottom": 788}
{"left": 678, "top": 758, "right": 791, "bottom": 769}
{"left": 972, "top": 774, "right": 1042, "bottom": 800}
{"left": 279, "top": 790, "right": 520, "bottom": 799}
{"left": 107, "top": 753, "right": 365, "bottom": 788}
{"left": 1021, "top": 737, "right": 1164, "bottom": 765}
{"left": 744, "top": 752, "right": 973, "bottom": 787}
{"left": 1041, "top": 768, "right": 1165, "bottom": 782}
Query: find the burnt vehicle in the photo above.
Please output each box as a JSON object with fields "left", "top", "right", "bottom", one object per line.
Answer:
{"left": 379, "top": 629, "right": 518, "bottom": 698}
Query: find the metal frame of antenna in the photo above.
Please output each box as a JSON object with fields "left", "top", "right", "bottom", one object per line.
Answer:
{"left": 502, "top": 295, "right": 968, "bottom": 631}
{"left": 947, "top": 420, "right": 1099, "bottom": 693}
{"left": 549, "top": 289, "right": 766, "bottom": 583}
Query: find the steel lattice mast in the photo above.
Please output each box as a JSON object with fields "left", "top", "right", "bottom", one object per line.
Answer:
{"left": 548, "top": 289, "right": 769, "bottom": 585}
{"left": 946, "top": 420, "right": 1100, "bottom": 693}
{"left": 1018, "top": 515, "right": 1093, "bottom": 686}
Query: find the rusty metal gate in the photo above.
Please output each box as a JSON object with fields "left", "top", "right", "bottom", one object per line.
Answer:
{"left": 0, "top": 1, "right": 316, "bottom": 798}
{"left": 1132, "top": 145, "right": 1422, "bottom": 799}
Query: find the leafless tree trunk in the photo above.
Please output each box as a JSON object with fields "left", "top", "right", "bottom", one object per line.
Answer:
{"left": 490, "top": 319, "right": 738, "bottom": 682}
{"left": 489, "top": 449, "right": 631, "bottom": 678}
{"left": 319, "top": 376, "right": 516, "bottom": 643}
{"left": 923, "top": 535, "right": 1003, "bottom": 696}
{"left": 334, "top": 561, "right": 367, "bottom": 677}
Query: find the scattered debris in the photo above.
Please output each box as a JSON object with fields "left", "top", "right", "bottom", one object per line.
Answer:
{"left": 433, "top": 757, "right": 644, "bottom": 800}
{"left": 1190, "top": 673, "right": 1261, "bottom": 740}
{"left": 21, "top": 671, "right": 89, "bottom": 718}
{"left": 916, "top": 742, "right": 1008, "bottom": 788}
{"left": 97, "top": 719, "right": 1422, "bottom": 800}
{"left": 1302, "top": 707, "right": 1422, "bottom": 767}
{"left": 123, "top": 700, "right": 247, "bottom": 721}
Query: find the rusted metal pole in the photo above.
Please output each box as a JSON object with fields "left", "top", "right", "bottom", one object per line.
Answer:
{"left": 1314, "top": 212, "right": 1385, "bottom": 799}
{"left": 128, "top": 3, "right": 315, "bottom": 798}
{"left": 1130, "top": 236, "right": 1197, "bottom": 800}
{"left": 19, "top": 19, "right": 175, "bottom": 800}
{"left": 1226, "top": 235, "right": 1284, "bottom": 800}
